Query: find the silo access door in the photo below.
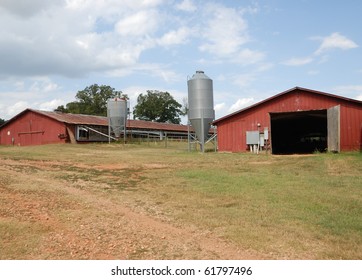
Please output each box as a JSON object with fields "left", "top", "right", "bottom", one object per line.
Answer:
{"left": 327, "top": 105, "right": 340, "bottom": 153}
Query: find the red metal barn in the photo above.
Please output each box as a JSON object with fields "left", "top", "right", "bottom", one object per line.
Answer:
{"left": 0, "top": 109, "right": 193, "bottom": 146}
{"left": 0, "top": 109, "right": 69, "bottom": 146}
{"left": 213, "top": 87, "right": 362, "bottom": 154}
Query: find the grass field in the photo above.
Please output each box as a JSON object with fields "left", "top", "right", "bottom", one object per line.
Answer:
{"left": 0, "top": 143, "right": 361, "bottom": 259}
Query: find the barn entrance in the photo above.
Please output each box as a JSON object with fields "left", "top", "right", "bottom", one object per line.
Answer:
{"left": 270, "top": 109, "right": 328, "bottom": 154}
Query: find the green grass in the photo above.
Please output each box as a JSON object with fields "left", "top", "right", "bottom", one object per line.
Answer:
{"left": 170, "top": 154, "right": 362, "bottom": 258}
{"left": 0, "top": 144, "right": 361, "bottom": 259}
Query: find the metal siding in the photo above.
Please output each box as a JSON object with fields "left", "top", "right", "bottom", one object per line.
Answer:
{"left": 0, "top": 111, "right": 66, "bottom": 146}
{"left": 216, "top": 89, "right": 362, "bottom": 152}
{"left": 216, "top": 120, "right": 231, "bottom": 152}
{"left": 340, "top": 104, "right": 362, "bottom": 151}
{"left": 231, "top": 121, "right": 245, "bottom": 152}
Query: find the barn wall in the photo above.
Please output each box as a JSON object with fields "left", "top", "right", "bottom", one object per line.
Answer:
{"left": 216, "top": 89, "right": 362, "bottom": 152}
{"left": 0, "top": 111, "right": 67, "bottom": 146}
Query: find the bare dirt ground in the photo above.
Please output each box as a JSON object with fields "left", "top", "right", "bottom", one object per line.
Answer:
{"left": 0, "top": 157, "right": 262, "bottom": 260}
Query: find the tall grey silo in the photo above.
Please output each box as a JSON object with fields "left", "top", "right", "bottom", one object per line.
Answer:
{"left": 107, "top": 97, "right": 127, "bottom": 140}
{"left": 187, "top": 70, "right": 215, "bottom": 152}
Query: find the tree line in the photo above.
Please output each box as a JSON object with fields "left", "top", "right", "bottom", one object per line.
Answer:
{"left": 55, "top": 84, "right": 186, "bottom": 124}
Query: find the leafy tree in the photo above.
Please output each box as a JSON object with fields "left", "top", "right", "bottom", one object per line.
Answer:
{"left": 55, "top": 84, "right": 126, "bottom": 116}
{"left": 133, "top": 90, "right": 184, "bottom": 124}
{"left": 0, "top": 118, "right": 6, "bottom": 126}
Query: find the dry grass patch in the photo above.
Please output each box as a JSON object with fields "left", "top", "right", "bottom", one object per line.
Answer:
{"left": 0, "top": 144, "right": 361, "bottom": 259}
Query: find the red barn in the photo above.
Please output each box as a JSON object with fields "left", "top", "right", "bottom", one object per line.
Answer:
{"left": 213, "top": 87, "right": 362, "bottom": 154}
{"left": 0, "top": 109, "right": 192, "bottom": 146}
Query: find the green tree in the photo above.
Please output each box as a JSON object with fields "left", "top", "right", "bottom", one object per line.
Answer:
{"left": 133, "top": 90, "right": 184, "bottom": 124}
{"left": 0, "top": 118, "right": 6, "bottom": 126}
{"left": 55, "top": 84, "right": 125, "bottom": 116}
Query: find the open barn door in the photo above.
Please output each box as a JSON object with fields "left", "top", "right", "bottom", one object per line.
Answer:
{"left": 327, "top": 105, "right": 340, "bottom": 152}
{"left": 270, "top": 110, "right": 327, "bottom": 154}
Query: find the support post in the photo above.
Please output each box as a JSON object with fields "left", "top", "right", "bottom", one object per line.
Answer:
{"left": 201, "top": 110, "right": 205, "bottom": 153}
{"left": 108, "top": 118, "right": 111, "bottom": 144}
{"left": 188, "top": 120, "right": 191, "bottom": 152}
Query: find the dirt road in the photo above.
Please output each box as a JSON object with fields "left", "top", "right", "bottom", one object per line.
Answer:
{"left": 0, "top": 157, "right": 261, "bottom": 260}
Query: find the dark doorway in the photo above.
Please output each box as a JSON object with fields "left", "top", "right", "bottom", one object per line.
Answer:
{"left": 270, "top": 110, "right": 327, "bottom": 154}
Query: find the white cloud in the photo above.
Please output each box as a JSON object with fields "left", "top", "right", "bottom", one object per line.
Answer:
{"left": 176, "top": 0, "right": 197, "bottom": 12}
{"left": 233, "top": 48, "right": 265, "bottom": 65}
{"left": 314, "top": 32, "right": 358, "bottom": 55}
{"left": 115, "top": 10, "right": 159, "bottom": 37}
{"left": 157, "top": 27, "right": 191, "bottom": 46}
{"left": 39, "top": 99, "right": 64, "bottom": 111}
{"left": 6, "top": 101, "right": 29, "bottom": 117}
{"left": 199, "top": 4, "right": 249, "bottom": 57}
{"left": 282, "top": 32, "right": 358, "bottom": 67}
{"left": 95, "top": 44, "right": 144, "bottom": 68}
{"left": 214, "top": 102, "right": 226, "bottom": 112}
{"left": 107, "top": 62, "right": 178, "bottom": 80}
{"left": 0, "top": 1, "right": 168, "bottom": 79}
{"left": 0, "top": 13, "right": 91, "bottom": 77}
{"left": 29, "top": 79, "right": 61, "bottom": 93}
{"left": 65, "top": 0, "right": 164, "bottom": 12}
{"left": 0, "top": 0, "right": 62, "bottom": 18}
{"left": 232, "top": 73, "right": 256, "bottom": 88}
{"left": 122, "top": 86, "right": 149, "bottom": 107}
{"left": 195, "top": 4, "right": 265, "bottom": 67}
{"left": 159, "top": 70, "right": 182, "bottom": 83}
{"left": 228, "top": 98, "right": 254, "bottom": 113}
{"left": 0, "top": 0, "right": 265, "bottom": 84}
{"left": 282, "top": 56, "right": 314, "bottom": 66}
{"left": 333, "top": 85, "right": 362, "bottom": 100}
{"left": 0, "top": 76, "right": 71, "bottom": 119}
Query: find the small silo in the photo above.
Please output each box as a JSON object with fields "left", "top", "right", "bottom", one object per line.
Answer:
{"left": 107, "top": 97, "right": 127, "bottom": 139}
{"left": 187, "top": 70, "right": 215, "bottom": 152}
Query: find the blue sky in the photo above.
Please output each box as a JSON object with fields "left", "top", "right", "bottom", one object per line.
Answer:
{"left": 0, "top": 0, "right": 361, "bottom": 122}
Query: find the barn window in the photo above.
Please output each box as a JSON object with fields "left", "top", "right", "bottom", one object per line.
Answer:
{"left": 77, "top": 126, "right": 89, "bottom": 140}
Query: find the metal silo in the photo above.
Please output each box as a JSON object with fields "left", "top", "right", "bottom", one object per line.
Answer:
{"left": 187, "top": 70, "right": 215, "bottom": 152}
{"left": 107, "top": 97, "right": 127, "bottom": 140}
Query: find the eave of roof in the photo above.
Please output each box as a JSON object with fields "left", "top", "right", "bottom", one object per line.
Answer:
{"left": 213, "top": 86, "right": 362, "bottom": 125}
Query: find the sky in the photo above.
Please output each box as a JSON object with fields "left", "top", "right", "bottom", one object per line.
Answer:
{"left": 1, "top": 0, "right": 361, "bottom": 123}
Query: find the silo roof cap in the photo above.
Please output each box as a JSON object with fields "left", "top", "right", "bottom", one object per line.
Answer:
{"left": 191, "top": 70, "right": 211, "bottom": 80}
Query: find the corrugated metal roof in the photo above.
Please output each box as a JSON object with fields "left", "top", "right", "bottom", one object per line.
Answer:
{"left": 31, "top": 109, "right": 191, "bottom": 132}
{"left": 33, "top": 109, "right": 108, "bottom": 125}
{"left": 213, "top": 87, "right": 362, "bottom": 125}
